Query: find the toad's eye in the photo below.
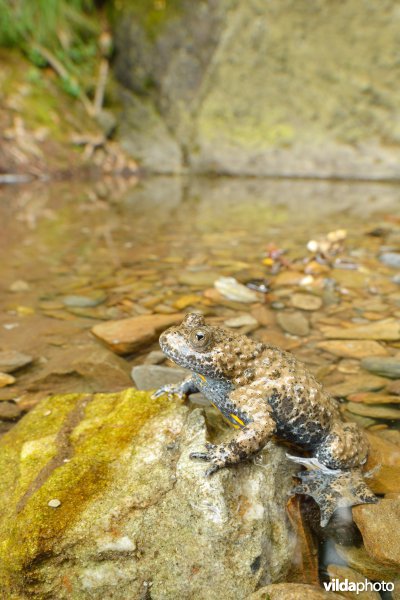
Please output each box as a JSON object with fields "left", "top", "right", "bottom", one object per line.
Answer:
{"left": 189, "top": 328, "right": 212, "bottom": 350}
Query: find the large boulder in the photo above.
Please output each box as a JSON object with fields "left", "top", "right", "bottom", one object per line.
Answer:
{"left": 0, "top": 389, "right": 296, "bottom": 599}
{"left": 113, "top": 0, "right": 400, "bottom": 178}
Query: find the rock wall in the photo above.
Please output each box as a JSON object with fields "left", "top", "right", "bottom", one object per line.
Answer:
{"left": 113, "top": 0, "right": 400, "bottom": 178}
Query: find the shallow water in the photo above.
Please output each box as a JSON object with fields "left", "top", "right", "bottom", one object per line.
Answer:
{"left": 1, "top": 176, "right": 400, "bottom": 594}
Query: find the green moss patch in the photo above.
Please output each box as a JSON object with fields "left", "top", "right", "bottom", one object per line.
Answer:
{"left": 0, "top": 388, "right": 171, "bottom": 589}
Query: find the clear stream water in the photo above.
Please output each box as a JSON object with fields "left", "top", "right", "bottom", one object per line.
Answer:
{"left": 1, "top": 176, "right": 400, "bottom": 595}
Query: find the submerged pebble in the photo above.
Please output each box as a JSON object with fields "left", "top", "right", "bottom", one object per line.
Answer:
{"left": 277, "top": 311, "right": 310, "bottom": 337}
{"left": 0, "top": 373, "right": 16, "bottom": 388}
{"left": 291, "top": 293, "right": 322, "bottom": 311}
{"left": 62, "top": 294, "right": 105, "bottom": 308}
{"left": 0, "top": 402, "right": 22, "bottom": 421}
{"left": 346, "top": 401, "right": 400, "bottom": 420}
{"left": 224, "top": 314, "right": 258, "bottom": 328}
{"left": 0, "top": 351, "right": 33, "bottom": 374}
{"left": 361, "top": 357, "right": 400, "bottom": 379}
{"left": 9, "top": 280, "right": 30, "bottom": 292}
{"left": 379, "top": 252, "right": 400, "bottom": 269}
{"left": 214, "top": 277, "right": 258, "bottom": 303}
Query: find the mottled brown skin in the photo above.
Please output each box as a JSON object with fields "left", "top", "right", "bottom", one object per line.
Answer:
{"left": 154, "top": 313, "right": 377, "bottom": 525}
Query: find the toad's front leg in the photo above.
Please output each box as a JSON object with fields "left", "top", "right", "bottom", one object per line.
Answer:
{"left": 190, "top": 407, "right": 276, "bottom": 476}
{"left": 152, "top": 376, "right": 199, "bottom": 401}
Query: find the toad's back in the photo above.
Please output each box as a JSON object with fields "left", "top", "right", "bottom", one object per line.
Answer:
{"left": 248, "top": 345, "right": 341, "bottom": 450}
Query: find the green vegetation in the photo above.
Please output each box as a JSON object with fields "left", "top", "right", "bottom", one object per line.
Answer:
{"left": 0, "top": 0, "right": 102, "bottom": 105}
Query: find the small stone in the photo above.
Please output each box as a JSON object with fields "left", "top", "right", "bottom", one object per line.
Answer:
{"left": 353, "top": 499, "right": 400, "bottom": 570}
{"left": 0, "top": 351, "right": 33, "bottom": 373}
{"left": 0, "top": 373, "right": 16, "bottom": 388}
{"left": 387, "top": 380, "right": 400, "bottom": 396}
{"left": 276, "top": 311, "right": 309, "bottom": 337}
{"left": 393, "top": 274, "right": 400, "bottom": 285}
{"left": 178, "top": 270, "right": 219, "bottom": 287}
{"left": 92, "top": 313, "right": 184, "bottom": 355}
{"left": 361, "top": 357, "right": 400, "bottom": 379}
{"left": 317, "top": 340, "right": 388, "bottom": 359}
{"left": 291, "top": 293, "right": 322, "bottom": 311}
{"left": 380, "top": 252, "right": 400, "bottom": 269}
{"left": 173, "top": 295, "right": 204, "bottom": 310}
{"left": 131, "top": 365, "right": 188, "bottom": 391}
{"left": 326, "top": 564, "right": 380, "bottom": 600}
{"left": 374, "top": 428, "right": 400, "bottom": 446}
{"left": 342, "top": 411, "right": 376, "bottom": 429}
{"left": 43, "top": 410, "right": 52, "bottom": 416}
{"left": 214, "top": 277, "right": 258, "bottom": 303}
{"left": 9, "top": 280, "right": 30, "bottom": 292}
{"left": 153, "top": 304, "right": 177, "bottom": 314}
{"left": 62, "top": 295, "right": 105, "bottom": 308}
{"left": 348, "top": 392, "right": 400, "bottom": 405}
{"left": 273, "top": 271, "right": 304, "bottom": 287}
{"left": 320, "top": 319, "right": 400, "bottom": 341}
{"left": 335, "top": 543, "right": 399, "bottom": 581}
{"left": 337, "top": 359, "right": 360, "bottom": 374}
{"left": 364, "top": 432, "right": 400, "bottom": 494}
{"left": 0, "top": 402, "right": 22, "bottom": 421}
{"left": 48, "top": 499, "right": 61, "bottom": 508}
{"left": 15, "top": 306, "right": 35, "bottom": 316}
{"left": 143, "top": 351, "right": 166, "bottom": 365}
{"left": 224, "top": 314, "right": 258, "bottom": 328}
{"left": 346, "top": 401, "right": 400, "bottom": 420}
{"left": 333, "top": 269, "right": 368, "bottom": 288}
{"left": 38, "top": 300, "right": 64, "bottom": 310}
{"left": 251, "top": 305, "right": 276, "bottom": 326}
{"left": 271, "top": 301, "right": 285, "bottom": 310}
{"left": 326, "top": 374, "right": 387, "bottom": 397}
{"left": 3, "top": 323, "right": 19, "bottom": 331}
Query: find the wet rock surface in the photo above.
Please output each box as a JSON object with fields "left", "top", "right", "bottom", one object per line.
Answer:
{"left": 0, "top": 389, "right": 297, "bottom": 600}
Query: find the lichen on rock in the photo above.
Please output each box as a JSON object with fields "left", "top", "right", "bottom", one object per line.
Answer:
{"left": 0, "top": 388, "right": 296, "bottom": 599}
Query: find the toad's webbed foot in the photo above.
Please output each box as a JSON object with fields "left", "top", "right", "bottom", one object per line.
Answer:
{"left": 291, "top": 464, "right": 377, "bottom": 527}
{"left": 152, "top": 383, "right": 186, "bottom": 400}
{"left": 152, "top": 376, "right": 199, "bottom": 400}
{"left": 190, "top": 443, "right": 229, "bottom": 477}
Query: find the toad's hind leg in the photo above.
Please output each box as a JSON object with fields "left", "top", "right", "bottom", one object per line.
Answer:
{"left": 288, "top": 421, "right": 376, "bottom": 527}
{"left": 314, "top": 421, "right": 369, "bottom": 471}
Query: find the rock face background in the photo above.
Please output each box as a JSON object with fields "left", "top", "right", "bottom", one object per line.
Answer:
{"left": 0, "top": 389, "right": 296, "bottom": 599}
{"left": 112, "top": 0, "right": 400, "bottom": 178}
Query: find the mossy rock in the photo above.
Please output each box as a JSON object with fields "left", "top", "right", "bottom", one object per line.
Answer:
{"left": 0, "top": 389, "right": 296, "bottom": 599}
